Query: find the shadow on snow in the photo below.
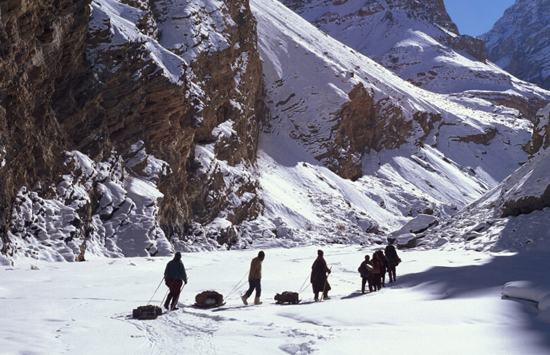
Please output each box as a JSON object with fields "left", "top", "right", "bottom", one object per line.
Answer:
{"left": 398, "top": 252, "right": 550, "bottom": 351}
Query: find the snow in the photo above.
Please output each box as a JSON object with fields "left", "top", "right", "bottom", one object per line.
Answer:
{"left": 3, "top": 245, "right": 550, "bottom": 354}
{"left": 4, "top": 3, "right": 550, "bottom": 353}
{"left": 5, "top": 145, "right": 172, "bottom": 262}
{"left": 249, "top": 0, "right": 540, "bottom": 239}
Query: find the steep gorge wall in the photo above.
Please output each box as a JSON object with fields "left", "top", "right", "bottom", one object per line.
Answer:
{"left": 0, "top": 0, "right": 91, "bottom": 252}
{"left": 0, "top": 0, "right": 265, "bottom": 260}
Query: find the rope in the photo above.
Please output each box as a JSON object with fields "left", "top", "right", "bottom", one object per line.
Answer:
{"left": 148, "top": 277, "right": 165, "bottom": 305}
{"left": 225, "top": 270, "right": 249, "bottom": 299}
{"left": 297, "top": 273, "right": 311, "bottom": 294}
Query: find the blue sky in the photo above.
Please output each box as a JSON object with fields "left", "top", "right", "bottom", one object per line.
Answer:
{"left": 444, "top": 0, "right": 516, "bottom": 36}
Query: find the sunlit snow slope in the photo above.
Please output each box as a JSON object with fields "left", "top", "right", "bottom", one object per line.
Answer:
{"left": 249, "top": 0, "right": 541, "bottom": 243}
{"left": 281, "top": 0, "right": 550, "bottom": 118}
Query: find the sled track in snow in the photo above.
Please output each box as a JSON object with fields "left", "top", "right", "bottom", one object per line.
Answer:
{"left": 128, "top": 309, "right": 220, "bottom": 355}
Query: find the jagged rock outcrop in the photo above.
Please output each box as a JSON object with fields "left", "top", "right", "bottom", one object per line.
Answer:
{"left": 445, "top": 35, "right": 487, "bottom": 63}
{"left": 320, "top": 83, "right": 442, "bottom": 180}
{"left": 0, "top": 0, "right": 265, "bottom": 260}
{"left": 481, "top": 0, "right": 550, "bottom": 91}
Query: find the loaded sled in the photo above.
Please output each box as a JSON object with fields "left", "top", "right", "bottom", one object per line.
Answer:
{"left": 132, "top": 305, "right": 163, "bottom": 320}
{"left": 274, "top": 291, "right": 301, "bottom": 305}
{"left": 194, "top": 290, "right": 225, "bottom": 308}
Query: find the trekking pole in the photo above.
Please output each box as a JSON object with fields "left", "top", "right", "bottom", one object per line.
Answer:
{"left": 321, "top": 267, "right": 332, "bottom": 301}
{"left": 148, "top": 277, "right": 165, "bottom": 305}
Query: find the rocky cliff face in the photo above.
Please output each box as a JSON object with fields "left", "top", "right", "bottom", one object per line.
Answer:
{"left": 0, "top": 0, "right": 91, "bottom": 256}
{"left": 0, "top": 0, "right": 265, "bottom": 261}
{"left": 481, "top": 0, "right": 550, "bottom": 91}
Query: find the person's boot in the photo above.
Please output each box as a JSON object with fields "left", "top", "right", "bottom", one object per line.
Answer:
{"left": 254, "top": 297, "right": 262, "bottom": 305}
{"left": 241, "top": 295, "right": 248, "bottom": 305}
{"left": 323, "top": 294, "right": 330, "bottom": 300}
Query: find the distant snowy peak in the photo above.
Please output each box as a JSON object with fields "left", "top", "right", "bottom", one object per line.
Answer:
{"left": 481, "top": 0, "right": 550, "bottom": 91}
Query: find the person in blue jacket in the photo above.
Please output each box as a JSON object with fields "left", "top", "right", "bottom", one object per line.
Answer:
{"left": 164, "top": 252, "right": 188, "bottom": 310}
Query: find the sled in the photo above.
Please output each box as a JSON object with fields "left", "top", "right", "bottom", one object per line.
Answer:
{"left": 274, "top": 291, "right": 301, "bottom": 305}
{"left": 194, "top": 290, "right": 225, "bottom": 308}
{"left": 132, "top": 305, "right": 163, "bottom": 320}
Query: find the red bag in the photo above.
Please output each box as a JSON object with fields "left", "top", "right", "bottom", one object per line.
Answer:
{"left": 373, "top": 259, "right": 381, "bottom": 274}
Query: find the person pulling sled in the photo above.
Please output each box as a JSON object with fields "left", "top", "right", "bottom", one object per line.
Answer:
{"left": 311, "top": 250, "right": 331, "bottom": 301}
{"left": 242, "top": 251, "right": 265, "bottom": 305}
{"left": 164, "top": 252, "right": 188, "bottom": 311}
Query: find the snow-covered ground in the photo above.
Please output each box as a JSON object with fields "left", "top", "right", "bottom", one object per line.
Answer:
{"left": 3, "top": 245, "right": 550, "bottom": 354}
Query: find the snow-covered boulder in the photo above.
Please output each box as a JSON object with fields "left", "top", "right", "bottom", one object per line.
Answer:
{"left": 392, "top": 214, "right": 439, "bottom": 236}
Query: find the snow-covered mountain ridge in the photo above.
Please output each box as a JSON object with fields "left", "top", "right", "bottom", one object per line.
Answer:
{"left": 2, "top": 0, "right": 550, "bottom": 264}
{"left": 249, "top": 0, "right": 550, "bottom": 242}
{"left": 281, "top": 0, "right": 549, "bottom": 119}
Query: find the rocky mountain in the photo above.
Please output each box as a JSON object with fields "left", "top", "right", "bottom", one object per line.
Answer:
{"left": 481, "top": 0, "right": 550, "bottom": 92}
{"left": 1, "top": 0, "right": 550, "bottom": 264}
{"left": 280, "top": 0, "right": 549, "bottom": 120}
{"left": 248, "top": 0, "right": 549, "bottom": 245}
{"left": 0, "top": 0, "right": 265, "bottom": 261}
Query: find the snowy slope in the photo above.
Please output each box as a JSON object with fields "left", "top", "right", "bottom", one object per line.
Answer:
{"left": 280, "top": 0, "right": 550, "bottom": 117}
{"left": 415, "top": 142, "right": 550, "bottom": 254}
{"left": 246, "top": 0, "right": 539, "bottom": 243}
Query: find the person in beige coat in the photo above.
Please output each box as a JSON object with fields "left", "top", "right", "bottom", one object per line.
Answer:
{"left": 242, "top": 251, "right": 265, "bottom": 305}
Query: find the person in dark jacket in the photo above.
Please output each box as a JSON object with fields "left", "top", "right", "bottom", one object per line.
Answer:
{"left": 311, "top": 250, "right": 331, "bottom": 301}
{"left": 371, "top": 252, "right": 383, "bottom": 291}
{"left": 164, "top": 252, "right": 188, "bottom": 311}
{"left": 385, "top": 240, "right": 401, "bottom": 283}
{"left": 376, "top": 250, "right": 389, "bottom": 287}
{"left": 358, "top": 255, "right": 373, "bottom": 294}
{"left": 242, "top": 251, "right": 265, "bottom": 305}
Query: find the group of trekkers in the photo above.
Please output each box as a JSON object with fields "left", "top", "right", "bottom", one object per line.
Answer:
{"left": 357, "top": 243, "right": 401, "bottom": 294}
{"left": 161, "top": 243, "right": 401, "bottom": 310}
